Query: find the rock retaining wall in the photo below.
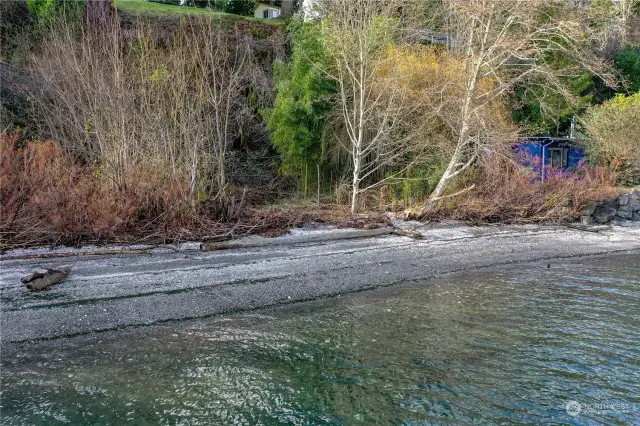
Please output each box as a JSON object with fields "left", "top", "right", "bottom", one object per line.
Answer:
{"left": 580, "top": 189, "right": 640, "bottom": 225}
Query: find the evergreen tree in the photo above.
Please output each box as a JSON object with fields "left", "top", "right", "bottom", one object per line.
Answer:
{"left": 265, "top": 20, "right": 335, "bottom": 191}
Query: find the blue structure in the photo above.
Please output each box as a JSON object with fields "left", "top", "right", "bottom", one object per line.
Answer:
{"left": 513, "top": 137, "right": 586, "bottom": 181}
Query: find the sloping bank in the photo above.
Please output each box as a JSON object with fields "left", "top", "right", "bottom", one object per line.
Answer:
{"left": 1, "top": 223, "right": 639, "bottom": 343}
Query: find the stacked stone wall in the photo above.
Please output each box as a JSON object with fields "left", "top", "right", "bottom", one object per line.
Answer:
{"left": 580, "top": 190, "right": 640, "bottom": 225}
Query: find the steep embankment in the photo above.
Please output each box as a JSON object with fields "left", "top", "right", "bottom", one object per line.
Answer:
{"left": 1, "top": 1, "right": 294, "bottom": 249}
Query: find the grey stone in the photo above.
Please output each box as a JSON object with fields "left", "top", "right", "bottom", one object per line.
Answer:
{"left": 593, "top": 205, "right": 617, "bottom": 224}
{"left": 580, "top": 201, "right": 598, "bottom": 216}
{"left": 633, "top": 212, "right": 640, "bottom": 221}
{"left": 618, "top": 195, "right": 629, "bottom": 206}
{"left": 617, "top": 204, "right": 631, "bottom": 213}
{"left": 615, "top": 209, "right": 633, "bottom": 220}
{"left": 580, "top": 216, "right": 594, "bottom": 226}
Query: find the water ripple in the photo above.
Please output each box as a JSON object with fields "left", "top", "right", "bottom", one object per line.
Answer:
{"left": 1, "top": 253, "right": 639, "bottom": 425}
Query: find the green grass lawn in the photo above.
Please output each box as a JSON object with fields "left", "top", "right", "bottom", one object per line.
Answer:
{"left": 115, "top": 0, "right": 283, "bottom": 24}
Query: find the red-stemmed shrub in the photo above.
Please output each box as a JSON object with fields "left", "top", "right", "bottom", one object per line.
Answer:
{"left": 424, "top": 153, "right": 619, "bottom": 223}
{"left": 0, "top": 131, "right": 203, "bottom": 248}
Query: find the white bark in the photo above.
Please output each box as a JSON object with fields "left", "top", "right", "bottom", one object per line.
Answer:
{"left": 320, "top": 0, "right": 430, "bottom": 213}
{"left": 418, "top": 0, "right": 615, "bottom": 216}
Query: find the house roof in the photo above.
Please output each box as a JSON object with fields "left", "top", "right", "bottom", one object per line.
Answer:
{"left": 519, "top": 136, "right": 587, "bottom": 147}
{"left": 256, "top": 3, "right": 281, "bottom": 9}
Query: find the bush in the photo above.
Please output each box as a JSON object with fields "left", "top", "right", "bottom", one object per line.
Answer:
{"left": 27, "top": 0, "right": 83, "bottom": 27}
{"left": 223, "top": 0, "right": 256, "bottom": 15}
{"left": 0, "top": 131, "right": 319, "bottom": 249}
{"left": 581, "top": 91, "right": 640, "bottom": 185}
{"left": 0, "top": 131, "right": 197, "bottom": 248}
{"left": 423, "top": 153, "right": 618, "bottom": 223}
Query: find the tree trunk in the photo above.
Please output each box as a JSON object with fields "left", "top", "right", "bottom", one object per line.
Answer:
{"left": 420, "top": 92, "right": 473, "bottom": 216}
{"left": 280, "top": 0, "right": 294, "bottom": 18}
{"left": 190, "top": 156, "right": 197, "bottom": 196}
{"left": 420, "top": 60, "right": 478, "bottom": 217}
{"left": 420, "top": 140, "right": 465, "bottom": 215}
{"left": 351, "top": 135, "right": 363, "bottom": 214}
{"left": 351, "top": 164, "right": 360, "bottom": 214}
{"left": 217, "top": 154, "right": 226, "bottom": 191}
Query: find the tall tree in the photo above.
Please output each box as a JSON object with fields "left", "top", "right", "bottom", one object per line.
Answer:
{"left": 613, "top": 0, "right": 640, "bottom": 44}
{"left": 266, "top": 20, "right": 334, "bottom": 192}
{"left": 417, "top": 0, "right": 615, "bottom": 215}
{"left": 318, "top": 0, "right": 429, "bottom": 213}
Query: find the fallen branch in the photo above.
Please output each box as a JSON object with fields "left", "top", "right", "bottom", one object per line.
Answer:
{"left": 431, "top": 184, "right": 476, "bottom": 202}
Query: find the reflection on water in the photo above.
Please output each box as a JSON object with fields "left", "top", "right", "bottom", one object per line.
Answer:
{"left": 2, "top": 254, "right": 639, "bottom": 425}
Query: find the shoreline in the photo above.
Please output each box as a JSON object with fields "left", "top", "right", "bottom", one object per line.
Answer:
{"left": 1, "top": 223, "right": 639, "bottom": 343}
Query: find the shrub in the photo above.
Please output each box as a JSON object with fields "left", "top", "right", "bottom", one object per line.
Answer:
{"left": 423, "top": 153, "right": 618, "bottom": 223}
{"left": 27, "top": 0, "right": 83, "bottom": 27}
{"left": 0, "top": 131, "right": 197, "bottom": 248}
{"left": 581, "top": 91, "right": 640, "bottom": 185}
{"left": 0, "top": 131, "right": 315, "bottom": 249}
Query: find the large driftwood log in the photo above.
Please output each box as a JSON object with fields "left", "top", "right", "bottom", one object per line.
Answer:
{"left": 4, "top": 249, "right": 150, "bottom": 261}
{"left": 21, "top": 267, "right": 72, "bottom": 292}
{"left": 200, "top": 228, "right": 396, "bottom": 252}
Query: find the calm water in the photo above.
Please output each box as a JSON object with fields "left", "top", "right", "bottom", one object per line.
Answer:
{"left": 1, "top": 254, "right": 639, "bottom": 425}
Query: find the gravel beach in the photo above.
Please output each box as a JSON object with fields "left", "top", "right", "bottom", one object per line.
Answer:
{"left": 2, "top": 223, "right": 639, "bottom": 343}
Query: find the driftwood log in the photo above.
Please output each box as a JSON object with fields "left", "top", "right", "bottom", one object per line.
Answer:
{"left": 200, "top": 227, "right": 422, "bottom": 252}
{"left": 21, "top": 267, "right": 72, "bottom": 292}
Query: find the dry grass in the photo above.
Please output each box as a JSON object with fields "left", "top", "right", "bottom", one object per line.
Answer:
{"left": 423, "top": 154, "right": 619, "bottom": 223}
{"left": 0, "top": 131, "right": 199, "bottom": 248}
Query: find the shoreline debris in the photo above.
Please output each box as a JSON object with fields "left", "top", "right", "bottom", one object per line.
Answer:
{"left": 21, "top": 267, "right": 72, "bottom": 292}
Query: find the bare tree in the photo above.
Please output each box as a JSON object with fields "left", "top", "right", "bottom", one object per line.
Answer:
{"left": 30, "top": 15, "right": 250, "bottom": 203}
{"left": 613, "top": 0, "right": 640, "bottom": 43}
{"left": 190, "top": 23, "right": 250, "bottom": 193}
{"left": 318, "top": 0, "right": 433, "bottom": 213}
{"left": 417, "top": 0, "right": 615, "bottom": 215}
{"left": 586, "top": 0, "right": 640, "bottom": 55}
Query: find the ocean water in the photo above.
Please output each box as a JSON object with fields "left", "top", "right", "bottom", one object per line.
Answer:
{"left": 1, "top": 253, "right": 639, "bottom": 425}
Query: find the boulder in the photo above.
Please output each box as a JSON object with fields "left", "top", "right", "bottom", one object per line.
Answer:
{"left": 618, "top": 195, "right": 629, "bottom": 206}
{"left": 633, "top": 212, "right": 640, "bottom": 221}
{"left": 579, "top": 201, "right": 598, "bottom": 217}
{"left": 616, "top": 209, "right": 633, "bottom": 220}
{"left": 593, "top": 204, "right": 617, "bottom": 224}
{"left": 581, "top": 216, "right": 594, "bottom": 226}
